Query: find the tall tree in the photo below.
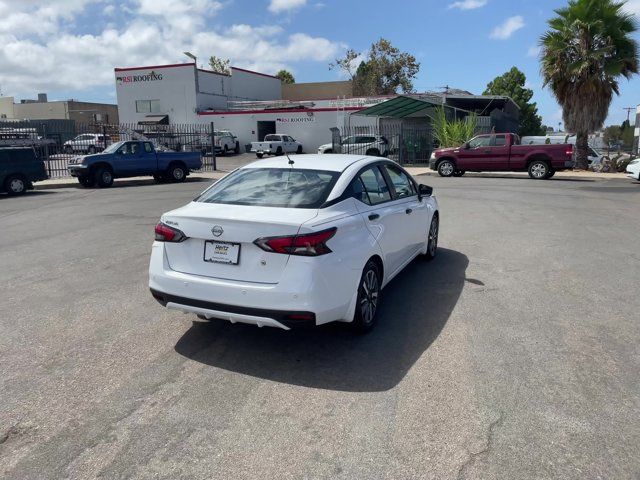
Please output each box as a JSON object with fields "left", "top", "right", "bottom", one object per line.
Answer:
{"left": 484, "top": 67, "right": 545, "bottom": 136}
{"left": 330, "top": 38, "right": 420, "bottom": 96}
{"left": 208, "top": 55, "right": 230, "bottom": 75}
{"left": 540, "top": 0, "right": 638, "bottom": 169}
{"left": 275, "top": 69, "right": 295, "bottom": 84}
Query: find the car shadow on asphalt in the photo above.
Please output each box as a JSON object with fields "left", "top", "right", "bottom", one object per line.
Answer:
{"left": 0, "top": 190, "right": 57, "bottom": 200}
{"left": 174, "top": 248, "right": 468, "bottom": 392}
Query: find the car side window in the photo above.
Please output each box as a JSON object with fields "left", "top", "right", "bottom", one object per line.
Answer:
{"left": 468, "top": 136, "right": 491, "bottom": 149}
{"left": 358, "top": 167, "right": 391, "bottom": 205}
{"left": 383, "top": 165, "right": 416, "bottom": 199}
{"left": 144, "top": 142, "right": 153, "bottom": 153}
{"left": 492, "top": 135, "right": 507, "bottom": 147}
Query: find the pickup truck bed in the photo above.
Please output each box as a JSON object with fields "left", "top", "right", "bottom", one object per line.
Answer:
{"left": 431, "top": 133, "right": 574, "bottom": 179}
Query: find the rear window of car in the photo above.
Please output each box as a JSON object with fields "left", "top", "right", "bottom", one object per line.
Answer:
{"left": 264, "top": 135, "right": 280, "bottom": 141}
{"left": 197, "top": 168, "right": 339, "bottom": 208}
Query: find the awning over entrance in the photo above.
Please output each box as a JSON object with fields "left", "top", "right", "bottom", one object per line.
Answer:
{"left": 138, "top": 115, "right": 169, "bottom": 125}
{"left": 354, "top": 95, "right": 453, "bottom": 118}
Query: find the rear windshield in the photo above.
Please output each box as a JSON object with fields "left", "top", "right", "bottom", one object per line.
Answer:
{"left": 197, "top": 168, "right": 339, "bottom": 208}
{"left": 263, "top": 135, "right": 280, "bottom": 141}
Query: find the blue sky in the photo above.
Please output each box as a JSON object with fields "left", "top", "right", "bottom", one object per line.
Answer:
{"left": 0, "top": 0, "right": 638, "bottom": 126}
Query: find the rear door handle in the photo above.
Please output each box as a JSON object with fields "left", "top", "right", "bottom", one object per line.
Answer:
{"left": 368, "top": 213, "right": 380, "bottom": 221}
{"left": 405, "top": 208, "right": 413, "bottom": 214}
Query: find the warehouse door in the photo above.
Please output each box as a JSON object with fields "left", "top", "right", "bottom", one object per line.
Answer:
{"left": 257, "top": 121, "right": 276, "bottom": 141}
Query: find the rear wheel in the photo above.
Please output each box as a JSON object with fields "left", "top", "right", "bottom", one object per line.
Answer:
{"left": 223, "top": 145, "right": 229, "bottom": 156}
{"left": 276, "top": 147, "right": 283, "bottom": 156}
{"left": 437, "top": 159, "right": 455, "bottom": 177}
{"left": 453, "top": 170, "right": 465, "bottom": 177}
{"left": 4, "top": 175, "right": 27, "bottom": 195}
{"left": 424, "top": 215, "right": 439, "bottom": 261}
{"left": 351, "top": 260, "right": 381, "bottom": 333}
{"left": 78, "top": 175, "right": 95, "bottom": 187}
{"left": 256, "top": 152, "right": 264, "bottom": 159}
{"left": 94, "top": 167, "right": 114, "bottom": 188}
{"left": 528, "top": 160, "right": 550, "bottom": 179}
{"left": 168, "top": 163, "right": 187, "bottom": 183}
{"left": 234, "top": 142, "right": 240, "bottom": 154}
{"left": 296, "top": 145, "right": 303, "bottom": 154}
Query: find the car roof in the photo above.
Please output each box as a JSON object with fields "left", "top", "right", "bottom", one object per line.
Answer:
{"left": 240, "top": 154, "right": 373, "bottom": 172}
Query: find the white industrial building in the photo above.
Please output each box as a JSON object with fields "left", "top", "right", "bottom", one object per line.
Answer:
{"left": 114, "top": 62, "right": 380, "bottom": 150}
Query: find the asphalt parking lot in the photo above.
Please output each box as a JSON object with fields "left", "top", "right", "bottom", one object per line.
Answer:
{"left": 1, "top": 174, "right": 639, "bottom": 479}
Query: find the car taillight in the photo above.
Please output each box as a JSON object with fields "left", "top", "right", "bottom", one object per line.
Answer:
{"left": 566, "top": 146, "right": 574, "bottom": 156}
{"left": 155, "top": 222, "right": 187, "bottom": 242}
{"left": 254, "top": 228, "right": 337, "bottom": 256}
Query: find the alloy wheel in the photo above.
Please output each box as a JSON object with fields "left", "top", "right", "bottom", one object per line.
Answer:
{"left": 360, "top": 269, "right": 379, "bottom": 325}
{"left": 10, "top": 178, "right": 25, "bottom": 193}
{"left": 439, "top": 161, "right": 454, "bottom": 177}
{"left": 531, "top": 163, "right": 547, "bottom": 178}
{"left": 429, "top": 217, "right": 439, "bottom": 257}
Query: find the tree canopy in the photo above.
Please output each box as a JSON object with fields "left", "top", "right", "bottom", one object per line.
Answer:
{"left": 275, "top": 70, "right": 295, "bottom": 84}
{"left": 330, "top": 38, "right": 420, "bottom": 96}
{"left": 208, "top": 56, "right": 230, "bottom": 75}
{"left": 484, "top": 67, "right": 546, "bottom": 136}
{"left": 540, "top": 0, "right": 638, "bottom": 168}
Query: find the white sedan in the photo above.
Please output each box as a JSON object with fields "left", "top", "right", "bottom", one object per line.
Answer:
{"left": 626, "top": 158, "right": 640, "bottom": 181}
{"left": 149, "top": 155, "right": 439, "bottom": 332}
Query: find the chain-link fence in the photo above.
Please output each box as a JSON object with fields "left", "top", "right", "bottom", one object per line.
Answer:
{"left": 331, "top": 123, "right": 435, "bottom": 165}
{"left": 0, "top": 120, "right": 224, "bottom": 178}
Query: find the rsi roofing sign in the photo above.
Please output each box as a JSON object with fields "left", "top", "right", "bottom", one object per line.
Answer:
{"left": 116, "top": 71, "right": 163, "bottom": 86}
{"left": 276, "top": 113, "right": 315, "bottom": 124}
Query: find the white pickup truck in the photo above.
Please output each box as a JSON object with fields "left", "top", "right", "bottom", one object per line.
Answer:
{"left": 251, "top": 134, "right": 303, "bottom": 158}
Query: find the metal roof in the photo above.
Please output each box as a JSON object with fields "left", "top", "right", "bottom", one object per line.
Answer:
{"left": 354, "top": 95, "right": 446, "bottom": 118}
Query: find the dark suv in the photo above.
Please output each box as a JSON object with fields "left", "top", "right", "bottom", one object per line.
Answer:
{"left": 0, "top": 148, "right": 48, "bottom": 195}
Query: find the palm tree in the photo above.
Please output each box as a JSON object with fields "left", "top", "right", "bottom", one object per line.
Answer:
{"left": 540, "top": 0, "right": 638, "bottom": 169}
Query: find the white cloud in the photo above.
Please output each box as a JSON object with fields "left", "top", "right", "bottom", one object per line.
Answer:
{"left": 527, "top": 45, "right": 541, "bottom": 57}
{"left": 268, "top": 0, "right": 306, "bottom": 13}
{"left": 0, "top": 0, "right": 341, "bottom": 97}
{"left": 490, "top": 15, "right": 525, "bottom": 40}
{"left": 448, "top": 0, "right": 487, "bottom": 10}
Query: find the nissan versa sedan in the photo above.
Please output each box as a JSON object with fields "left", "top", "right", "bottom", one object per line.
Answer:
{"left": 149, "top": 155, "right": 439, "bottom": 332}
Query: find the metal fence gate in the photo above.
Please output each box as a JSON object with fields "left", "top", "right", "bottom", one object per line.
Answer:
{"left": 332, "top": 123, "right": 435, "bottom": 166}
{"left": 0, "top": 120, "right": 220, "bottom": 178}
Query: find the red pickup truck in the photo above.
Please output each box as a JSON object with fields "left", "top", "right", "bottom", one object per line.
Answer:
{"left": 430, "top": 133, "right": 574, "bottom": 179}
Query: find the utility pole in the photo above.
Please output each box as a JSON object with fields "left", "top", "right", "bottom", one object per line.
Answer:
{"left": 623, "top": 107, "right": 634, "bottom": 124}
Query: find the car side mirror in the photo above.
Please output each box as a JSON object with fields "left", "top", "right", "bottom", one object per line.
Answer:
{"left": 463, "top": 142, "right": 470, "bottom": 150}
{"left": 418, "top": 184, "right": 433, "bottom": 197}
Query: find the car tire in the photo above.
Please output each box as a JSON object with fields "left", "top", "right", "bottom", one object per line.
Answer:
{"left": 296, "top": 145, "right": 303, "bottom": 154}
{"left": 324, "top": 149, "right": 333, "bottom": 154}
{"left": 78, "top": 175, "right": 95, "bottom": 188}
{"left": 453, "top": 170, "right": 466, "bottom": 177}
{"left": 94, "top": 166, "right": 114, "bottom": 188}
{"left": 437, "top": 159, "right": 456, "bottom": 177}
{"left": 4, "top": 174, "right": 27, "bottom": 196}
{"left": 222, "top": 145, "right": 229, "bottom": 156}
{"left": 351, "top": 259, "right": 382, "bottom": 333}
{"left": 546, "top": 169, "right": 556, "bottom": 179}
{"left": 365, "top": 148, "right": 380, "bottom": 157}
{"left": 234, "top": 142, "right": 240, "bottom": 154}
{"left": 168, "top": 163, "right": 187, "bottom": 183}
{"left": 153, "top": 173, "right": 166, "bottom": 184}
{"left": 276, "top": 147, "right": 283, "bottom": 156}
{"left": 424, "top": 214, "right": 439, "bottom": 261}
{"left": 256, "top": 152, "right": 264, "bottom": 159}
{"left": 528, "top": 160, "right": 550, "bottom": 179}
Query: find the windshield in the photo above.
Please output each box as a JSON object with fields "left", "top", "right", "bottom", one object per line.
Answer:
{"left": 197, "top": 168, "right": 339, "bottom": 208}
{"left": 102, "top": 141, "right": 125, "bottom": 154}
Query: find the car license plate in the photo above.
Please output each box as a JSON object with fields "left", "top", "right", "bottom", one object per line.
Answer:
{"left": 204, "top": 241, "right": 240, "bottom": 265}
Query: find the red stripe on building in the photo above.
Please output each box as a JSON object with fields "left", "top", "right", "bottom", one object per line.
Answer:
{"left": 114, "top": 63, "right": 195, "bottom": 72}
{"left": 197, "top": 107, "right": 366, "bottom": 116}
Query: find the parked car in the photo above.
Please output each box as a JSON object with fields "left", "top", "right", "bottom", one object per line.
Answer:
{"left": 625, "top": 158, "right": 640, "bottom": 181}
{"left": 251, "top": 134, "right": 302, "bottom": 158}
{"left": 149, "top": 154, "right": 439, "bottom": 332}
{"left": 318, "top": 135, "right": 389, "bottom": 157}
{"left": 0, "top": 147, "right": 48, "bottom": 195}
{"left": 431, "top": 133, "right": 574, "bottom": 179}
{"left": 63, "top": 134, "right": 112, "bottom": 154}
{"left": 67, "top": 140, "right": 202, "bottom": 188}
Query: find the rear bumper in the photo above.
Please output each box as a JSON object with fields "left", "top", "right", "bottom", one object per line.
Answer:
{"left": 148, "top": 242, "right": 359, "bottom": 328}
{"left": 150, "top": 289, "right": 315, "bottom": 330}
